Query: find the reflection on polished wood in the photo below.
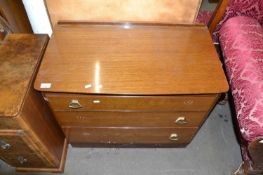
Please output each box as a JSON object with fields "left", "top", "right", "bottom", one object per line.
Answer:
{"left": 34, "top": 23, "right": 228, "bottom": 95}
{"left": 35, "top": 22, "right": 228, "bottom": 146}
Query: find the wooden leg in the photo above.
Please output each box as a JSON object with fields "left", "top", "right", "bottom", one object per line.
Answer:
{"left": 233, "top": 162, "right": 247, "bottom": 175}
{"left": 218, "top": 92, "right": 228, "bottom": 105}
{"left": 246, "top": 138, "right": 263, "bottom": 174}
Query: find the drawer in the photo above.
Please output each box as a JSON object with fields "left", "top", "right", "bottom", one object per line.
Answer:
{"left": 54, "top": 111, "right": 207, "bottom": 127}
{"left": 0, "top": 153, "right": 53, "bottom": 168}
{"left": 0, "top": 131, "right": 53, "bottom": 168}
{"left": 45, "top": 94, "right": 218, "bottom": 112}
{"left": 62, "top": 127, "right": 197, "bottom": 145}
{"left": 0, "top": 132, "right": 34, "bottom": 155}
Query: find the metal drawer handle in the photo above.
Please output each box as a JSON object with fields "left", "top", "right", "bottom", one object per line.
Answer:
{"left": 17, "top": 156, "right": 27, "bottom": 164}
{"left": 0, "top": 140, "right": 11, "bottom": 150}
{"left": 175, "top": 117, "right": 187, "bottom": 124}
{"left": 69, "top": 99, "right": 82, "bottom": 109}
{"left": 169, "top": 133, "right": 179, "bottom": 141}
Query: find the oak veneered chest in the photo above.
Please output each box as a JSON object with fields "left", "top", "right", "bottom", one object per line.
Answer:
{"left": 34, "top": 23, "right": 228, "bottom": 146}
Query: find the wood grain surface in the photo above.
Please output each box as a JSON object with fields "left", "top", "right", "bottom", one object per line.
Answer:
{"left": 34, "top": 23, "right": 228, "bottom": 95}
{"left": 53, "top": 111, "right": 207, "bottom": 128}
{"left": 208, "top": 0, "right": 229, "bottom": 33}
{"left": 45, "top": 93, "right": 217, "bottom": 111}
{"left": 0, "top": 0, "right": 32, "bottom": 33}
{"left": 0, "top": 34, "right": 67, "bottom": 172}
{"left": 62, "top": 127, "right": 197, "bottom": 145}
{"left": 45, "top": 0, "right": 202, "bottom": 27}
{"left": 0, "top": 34, "right": 48, "bottom": 117}
{"left": 0, "top": 130, "right": 53, "bottom": 168}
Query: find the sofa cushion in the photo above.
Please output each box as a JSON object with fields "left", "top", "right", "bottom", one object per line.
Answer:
{"left": 214, "top": 0, "right": 263, "bottom": 42}
{"left": 219, "top": 16, "right": 263, "bottom": 142}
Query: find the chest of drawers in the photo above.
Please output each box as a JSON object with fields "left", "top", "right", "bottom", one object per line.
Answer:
{"left": 0, "top": 34, "right": 67, "bottom": 172}
{"left": 34, "top": 23, "right": 228, "bottom": 146}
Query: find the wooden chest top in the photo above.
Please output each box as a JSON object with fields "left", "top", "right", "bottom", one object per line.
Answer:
{"left": 34, "top": 23, "right": 228, "bottom": 95}
{"left": 0, "top": 34, "right": 48, "bottom": 117}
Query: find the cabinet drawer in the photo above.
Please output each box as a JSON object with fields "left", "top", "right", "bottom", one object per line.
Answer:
{"left": 0, "top": 153, "right": 53, "bottom": 168}
{"left": 62, "top": 127, "right": 197, "bottom": 145}
{"left": 0, "top": 131, "right": 53, "bottom": 168}
{"left": 46, "top": 94, "right": 218, "bottom": 111}
{"left": 0, "top": 132, "right": 33, "bottom": 155}
{"left": 54, "top": 111, "right": 206, "bottom": 127}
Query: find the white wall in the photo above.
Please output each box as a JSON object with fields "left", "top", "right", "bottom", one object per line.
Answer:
{"left": 22, "top": 0, "right": 53, "bottom": 36}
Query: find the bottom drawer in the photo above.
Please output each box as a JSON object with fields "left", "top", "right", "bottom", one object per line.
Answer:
{"left": 1, "top": 154, "right": 50, "bottom": 168}
{"left": 63, "top": 127, "right": 197, "bottom": 145}
{"left": 0, "top": 131, "right": 54, "bottom": 168}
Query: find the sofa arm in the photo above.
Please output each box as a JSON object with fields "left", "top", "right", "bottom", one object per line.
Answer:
{"left": 219, "top": 16, "right": 263, "bottom": 142}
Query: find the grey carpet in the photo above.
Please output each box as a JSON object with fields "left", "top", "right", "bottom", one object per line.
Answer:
{"left": 0, "top": 102, "right": 243, "bottom": 175}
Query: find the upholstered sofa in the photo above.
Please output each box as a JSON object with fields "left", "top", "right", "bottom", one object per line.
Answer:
{"left": 208, "top": 0, "right": 263, "bottom": 174}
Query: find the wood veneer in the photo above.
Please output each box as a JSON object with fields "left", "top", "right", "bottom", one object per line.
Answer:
{"left": 45, "top": 94, "right": 217, "bottom": 111}
{"left": 0, "top": 0, "right": 32, "bottom": 33}
{"left": 53, "top": 111, "right": 207, "bottom": 128}
{"left": 208, "top": 0, "right": 229, "bottom": 33}
{"left": 35, "top": 22, "right": 228, "bottom": 146}
{"left": 63, "top": 127, "right": 198, "bottom": 145}
{"left": 34, "top": 23, "right": 228, "bottom": 95}
{"left": 0, "top": 34, "right": 67, "bottom": 172}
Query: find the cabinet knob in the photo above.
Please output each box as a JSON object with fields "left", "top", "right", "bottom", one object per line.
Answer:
{"left": 69, "top": 99, "right": 82, "bottom": 109}
{"left": 169, "top": 133, "right": 179, "bottom": 141}
{"left": 17, "top": 156, "right": 27, "bottom": 164}
{"left": 0, "top": 140, "right": 11, "bottom": 150}
{"left": 175, "top": 117, "right": 187, "bottom": 124}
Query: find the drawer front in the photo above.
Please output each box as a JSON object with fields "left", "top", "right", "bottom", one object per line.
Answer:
{"left": 54, "top": 111, "right": 207, "bottom": 127}
{"left": 0, "top": 133, "right": 33, "bottom": 155}
{"left": 0, "top": 131, "right": 53, "bottom": 168}
{"left": 46, "top": 94, "right": 218, "bottom": 111}
{"left": 0, "top": 153, "right": 52, "bottom": 168}
{"left": 63, "top": 127, "right": 197, "bottom": 145}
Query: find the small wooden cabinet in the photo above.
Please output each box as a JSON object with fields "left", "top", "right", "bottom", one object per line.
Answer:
{"left": 0, "top": 34, "right": 67, "bottom": 172}
{"left": 34, "top": 23, "right": 228, "bottom": 147}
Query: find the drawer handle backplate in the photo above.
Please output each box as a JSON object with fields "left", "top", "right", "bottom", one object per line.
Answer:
{"left": 0, "top": 140, "right": 11, "bottom": 150}
{"left": 169, "top": 133, "right": 179, "bottom": 141}
{"left": 69, "top": 99, "right": 82, "bottom": 109}
{"left": 175, "top": 117, "right": 188, "bottom": 124}
{"left": 17, "top": 156, "right": 27, "bottom": 164}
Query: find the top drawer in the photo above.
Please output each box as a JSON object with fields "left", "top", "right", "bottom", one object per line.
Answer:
{"left": 45, "top": 94, "right": 218, "bottom": 112}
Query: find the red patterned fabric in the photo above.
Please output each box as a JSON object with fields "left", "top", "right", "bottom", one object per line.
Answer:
{"left": 214, "top": 0, "right": 263, "bottom": 42}
{"left": 196, "top": 10, "right": 213, "bottom": 25}
{"left": 219, "top": 16, "right": 263, "bottom": 142}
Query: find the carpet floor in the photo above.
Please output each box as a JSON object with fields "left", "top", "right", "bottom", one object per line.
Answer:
{"left": 0, "top": 102, "right": 242, "bottom": 175}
